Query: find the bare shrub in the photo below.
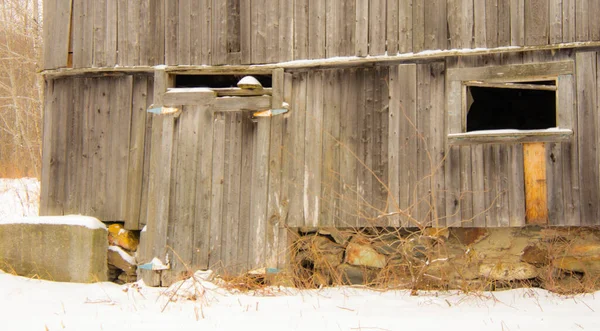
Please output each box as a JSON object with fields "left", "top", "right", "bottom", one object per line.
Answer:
{"left": 0, "top": 0, "right": 43, "bottom": 178}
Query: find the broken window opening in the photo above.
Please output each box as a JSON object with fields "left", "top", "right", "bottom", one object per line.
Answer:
{"left": 466, "top": 82, "right": 557, "bottom": 132}
{"left": 174, "top": 74, "right": 272, "bottom": 88}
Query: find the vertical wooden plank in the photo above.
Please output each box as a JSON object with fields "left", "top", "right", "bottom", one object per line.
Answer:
{"left": 209, "top": 113, "right": 226, "bottom": 269}
{"left": 445, "top": 59, "right": 462, "bottom": 227}
{"left": 577, "top": 52, "right": 599, "bottom": 225}
{"left": 212, "top": 0, "right": 228, "bottom": 65}
{"left": 252, "top": 0, "right": 267, "bottom": 63}
{"left": 339, "top": 69, "right": 359, "bottom": 228}
{"left": 525, "top": 0, "right": 549, "bottom": 46}
{"left": 523, "top": 142, "right": 549, "bottom": 225}
{"left": 286, "top": 73, "right": 307, "bottom": 228}
{"left": 91, "top": 79, "right": 110, "bottom": 217}
{"left": 266, "top": 69, "right": 285, "bottom": 267}
{"left": 416, "top": 64, "right": 432, "bottom": 226}
{"left": 445, "top": 146, "right": 461, "bottom": 227}
{"left": 114, "top": 76, "right": 134, "bottom": 220}
{"left": 139, "top": 116, "right": 162, "bottom": 286}
{"left": 308, "top": 0, "right": 325, "bottom": 59}
{"left": 387, "top": 0, "right": 399, "bottom": 55}
{"left": 105, "top": 0, "right": 117, "bottom": 66}
{"left": 320, "top": 70, "right": 341, "bottom": 227}
{"left": 373, "top": 68, "right": 390, "bottom": 225}
{"left": 576, "top": 0, "right": 589, "bottom": 41}
{"left": 304, "top": 71, "right": 324, "bottom": 226}
{"left": 549, "top": 0, "right": 563, "bottom": 44}
{"left": 190, "top": 0, "right": 210, "bottom": 65}
{"left": 485, "top": 0, "right": 498, "bottom": 48}
{"left": 496, "top": 145, "right": 510, "bottom": 227}
{"left": 64, "top": 79, "right": 81, "bottom": 215}
{"left": 178, "top": 0, "right": 191, "bottom": 65}
{"left": 357, "top": 69, "right": 374, "bottom": 225}
{"left": 193, "top": 108, "right": 214, "bottom": 270}
{"left": 125, "top": 76, "right": 149, "bottom": 230}
{"left": 474, "top": 0, "right": 487, "bottom": 47}
{"left": 78, "top": 78, "right": 92, "bottom": 217}
{"left": 279, "top": 0, "right": 294, "bottom": 61}
{"left": 265, "top": 0, "right": 280, "bottom": 63}
{"left": 388, "top": 67, "right": 401, "bottom": 226}
{"left": 92, "top": 0, "right": 107, "bottom": 67}
{"left": 355, "top": 0, "right": 369, "bottom": 56}
{"left": 117, "top": 0, "right": 129, "bottom": 65}
{"left": 547, "top": 141, "right": 564, "bottom": 225}
{"left": 430, "top": 62, "right": 446, "bottom": 227}
{"left": 227, "top": 0, "right": 241, "bottom": 56}
{"left": 558, "top": 73, "right": 580, "bottom": 226}
{"left": 127, "top": 0, "right": 141, "bottom": 65}
{"left": 483, "top": 145, "right": 497, "bottom": 227}
{"left": 164, "top": 107, "right": 200, "bottom": 283}
{"left": 589, "top": 0, "right": 600, "bottom": 41}
{"left": 447, "top": 0, "right": 474, "bottom": 49}
{"left": 71, "top": 0, "right": 93, "bottom": 68}
{"left": 398, "top": 0, "right": 413, "bottom": 53}
{"left": 43, "top": 0, "right": 72, "bottom": 69}
{"left": 277, "top": 73, "right": 294, "bottom": 269}
{"left": 237, "top": 114, "right": 255, "bottom": 271}
{"left": 326, "top": 0, "right": 340, "bottom": 57}
{"left": 508, "top": 144, "right": 526, "bottom": 226}
{"left": 339, "top": 0, "right": 356, "bottom": 56}
{"left": 471, "top": 144, "right": 486, "bottom": 227}
{"left": 240, "top": 0, "right": 252, "bottom": 64}
{"left": 510, "top": 0, "right": 525, "bottom": 45}
{"left": 138, "top": 77, "right": 155, "bottom": 227}
{"left": 396, "top": 64, "right": 417, "bottom": 227}
{"left": 497, "top": 0, "right": 511, "bottom": 46}
{"left": 294, "top": 0, "right": 309, "bottom": 60}
{"left": 424, "top": 0, "right": 447, "bottom": 50}
{"left": 222, "top": 113, "right": 243, "bottom": 273}
{"left": 562, "top": 0, "right": 576, "bottom": 42}
{"left": 249, "top": 116, "right": 271, "bottom": 268}
{"left": 459, "top": 146, "right": 474, "bottom": 226}
{"left": 165, "top": 0, "right": 178, "bottom": 65}
{"left": 369, "top": 0, "right": 386, "bottom": 55}
{"left": 412, "top": 0, "right": 425, "bottom": 52}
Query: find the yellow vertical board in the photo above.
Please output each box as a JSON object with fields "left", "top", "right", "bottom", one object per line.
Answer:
{"left": 523, "top": 142, "right": 548, "bottom": 224}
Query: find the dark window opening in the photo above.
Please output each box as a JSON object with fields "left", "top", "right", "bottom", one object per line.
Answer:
{"left": 466, "top": 85, "right": 556, "bottom": 132}
{"left": 174, "top": 74, "right": 272, "bottom": 88}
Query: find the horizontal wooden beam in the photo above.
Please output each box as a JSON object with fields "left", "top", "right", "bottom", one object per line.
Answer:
{"left": 448, "top": 61, "right": 573, "bottom": 82}
{"left": 209, "top": 96, "right": 271, "bottom": 111}
{"left": 41, "top": 41, "right": 600, "bottom": 78}
{"left": 447, "top": 129, "right": 573, "bottom": 145}
{"left": 464, "top": 81, "right": 557, "bottom": 91}
{"left": 163, "top": 88, "right": 216, "bottom": 106}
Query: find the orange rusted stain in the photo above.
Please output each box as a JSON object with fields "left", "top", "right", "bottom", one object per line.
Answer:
{"left": 523, "top": 142, "right": 548, "bottom": 225}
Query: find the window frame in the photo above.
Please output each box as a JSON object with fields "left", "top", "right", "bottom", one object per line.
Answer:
{"left": 446, "top": 60, "right": 575, "bottom": 145}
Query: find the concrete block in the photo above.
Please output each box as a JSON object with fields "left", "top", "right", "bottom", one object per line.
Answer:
{"left": 0, "top": 216, "right": 107, "bottom": 283}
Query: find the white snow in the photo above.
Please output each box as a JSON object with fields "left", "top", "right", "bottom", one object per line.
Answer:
{"left": 1, "top": 215, "right": 107, "bottom": 230}
{"left": 2, "top": 177, "right": 600, "bottom": 330}
{"left": 1, "top": 270, "right": 600, "bottom": 331}
{"left": 0, "top": 177, "right": 39, "bottom": 221}
{"left": 108, "top": 245, "right": 136, "bottom": 265}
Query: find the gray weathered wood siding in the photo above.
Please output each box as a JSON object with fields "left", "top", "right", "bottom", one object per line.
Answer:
{"left": 40, "top": 75, "right": 154, "bottom": 229}
{"left": 41, "top": 49, "right": 600, "bottom": 284}
{"left": 44, "top": 0, "right": 600, "bottom": 69}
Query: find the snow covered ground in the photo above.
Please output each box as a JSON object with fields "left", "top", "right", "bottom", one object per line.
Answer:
{"left": 1, "top": 177, "right": 600, "bottom": 331}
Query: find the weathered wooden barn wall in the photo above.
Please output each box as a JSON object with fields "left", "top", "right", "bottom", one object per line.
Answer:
{"left": 40, "top": 75, "right": 154, "bottom": 225}
{"left": 43, "top": 0, "right": 600, "bottom": 69}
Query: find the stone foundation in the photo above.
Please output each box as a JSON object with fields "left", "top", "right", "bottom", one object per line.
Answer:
{"left": 290, "top": 226, "right": 600, "bottom": 293}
